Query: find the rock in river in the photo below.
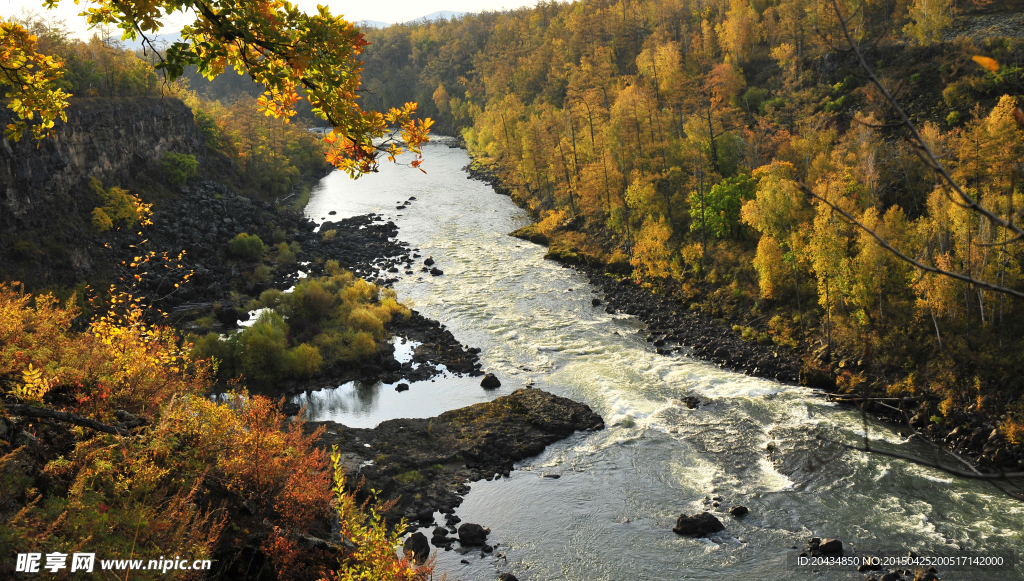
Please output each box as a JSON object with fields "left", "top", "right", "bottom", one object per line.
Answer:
{"left": 818, "top": 538, "right": 843, "bottom": 554}
{"left": 458, "top": 523, "right": 488, "bottom": 546}
{"left": 729, "top": 505, "right": 749, "bottom": 517}
{"left": 672, "top": 512, "right": 725, "bottom": 536}
{"left": 481, "top": 373, "right": 501, "bottom": 388}
{"left": 403, "top": 532, "right": 430, "bottom": 563}
{"left": 310, "top": 388, "right": 604, "bottom": 520}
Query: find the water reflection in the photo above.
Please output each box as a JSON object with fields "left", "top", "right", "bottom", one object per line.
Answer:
{"left": 293, "top": 373, "right": 508, "bottom": 429}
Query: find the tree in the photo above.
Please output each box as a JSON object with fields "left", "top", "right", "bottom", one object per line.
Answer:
{"left": 4, "top": 0, "right": 431, "bottom": 175}
{"left": 689, "top": 173, "right": 756, "bottom": 239}
{"left": 903, "top": 0, "right": 953, "bottom": 45}
{"left": 0, "top": 21, "right": 70, "bottom": 141}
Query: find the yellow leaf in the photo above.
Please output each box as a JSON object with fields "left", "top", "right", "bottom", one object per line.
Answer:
{"left": 972, "top": 55, "right": 999, "bottom": 72}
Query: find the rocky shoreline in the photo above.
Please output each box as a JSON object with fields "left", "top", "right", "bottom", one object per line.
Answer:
{"left": 579, "top": 265, "right": 802, "bottom": 383}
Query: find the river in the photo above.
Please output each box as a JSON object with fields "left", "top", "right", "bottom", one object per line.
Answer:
{"left": 299, "top": 139, "right": 1023, "bottom": 581}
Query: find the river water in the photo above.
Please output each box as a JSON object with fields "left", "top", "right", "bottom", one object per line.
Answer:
{"left": 301, "top": 140, "right": 1023, "bottom": 581}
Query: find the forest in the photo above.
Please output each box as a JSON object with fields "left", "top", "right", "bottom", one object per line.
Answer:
{"left": 359, "top": 0, "right": 1024, "bottom": 448}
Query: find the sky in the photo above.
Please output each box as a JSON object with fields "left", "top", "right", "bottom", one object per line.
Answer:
{"left": 2, "top": 0, "right": 532, "bottom": 39}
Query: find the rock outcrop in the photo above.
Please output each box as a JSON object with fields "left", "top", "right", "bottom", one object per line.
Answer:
{"left": 310, "top": 388, "right": 605, "bottom": 520}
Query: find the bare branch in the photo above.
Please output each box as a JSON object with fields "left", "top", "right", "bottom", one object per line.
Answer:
{"left": 841, "top": 443, "right": 1024, "bottom": 481}
{"left": 827, "top": 0, "right": 1024, "bottom": 241}
{"left": 799, "top": 182, "right": 1024, "bottom": 298}
{"left": 4, "top": 403, "right": 131, "bottom": 436}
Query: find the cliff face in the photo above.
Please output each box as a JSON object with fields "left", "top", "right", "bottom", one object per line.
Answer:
{"left": 0, "top": 98, "right": 203, "bottom": 286}
{"left": 0, "top": 97, "right": 202, "bottom": 234}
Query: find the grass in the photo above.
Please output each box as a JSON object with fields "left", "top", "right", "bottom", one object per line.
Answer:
{"left": 395, "top": 470, "right": 424, "bottom": 486}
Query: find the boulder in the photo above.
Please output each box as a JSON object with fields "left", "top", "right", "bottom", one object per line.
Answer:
{"left": 458, "top": 523, "right": 488, "bottom": 546}
{"left": 729, "top": 505, "right": 749, "bottom": 517}
{"left": 403, "top": 532, "right": 430, "bottom": 563}
{"left": 592, "top": 298, "right": 602, "bottom": 306}
{"left": 672, "top": 512, "right": 725, "bottom": 537}
{"left": 424, "top": 257, "right": 435, "bottom": 266}
{"left": 480, "top": 374, "right": 501, "bottom": 388}
{"left": 396, "top": 383, "right": 410, "bottom": 392}
{"left": 216, "top": 306, "right": 241, "bottom": 327}
{"left": 416, "top": 508, "right": 434, "bottom": 522}
{"left": 430, "top": 268, "right": 444, "bottom": 276}
{"left": 818, "top": 538, "right": 843, "bottom": 554}
{"left": 498, "top": 574, "right": 519, "bottom": 581}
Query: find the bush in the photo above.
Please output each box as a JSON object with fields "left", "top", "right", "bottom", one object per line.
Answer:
{"left": 276, "top": 241, "right": 298, "bottom": 265}
{"left": 90, "top": 207, "right": 113, "bottom": 231}
{"left": 88, "top": 177, "right": 150, "bottom": 233}
{"left": 192, "top": 331, "right": 235, "bottom": 375}
{"left": 161, "top": 151, "right": 199, "bottom": 186}
{"left": 229, "top": 233, "right": 266, "bottom": 260}
{"left": 190, "top": 270, "right": 411, "bottom": 382}
{"left": 287, "top": 343, "right": 323, "bottom": 378}
{"left": 236, "top": 310, "right": 290, "bottom": 381}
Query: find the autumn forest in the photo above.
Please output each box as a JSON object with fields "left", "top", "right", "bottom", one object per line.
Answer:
{"left": 360, "top": 0, "right": 1024, "bottom": 443}
{"left": 2, "top": 0, "right": 1024, "bottom": 577}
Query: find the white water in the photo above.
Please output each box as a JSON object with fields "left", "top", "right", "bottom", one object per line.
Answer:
{"left": 302, "top": 140, "right": 1023, "bottom": 580}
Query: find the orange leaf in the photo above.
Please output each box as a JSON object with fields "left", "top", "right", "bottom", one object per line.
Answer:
{"left": 972, "top": 55, "right": 999, "bottom": 72}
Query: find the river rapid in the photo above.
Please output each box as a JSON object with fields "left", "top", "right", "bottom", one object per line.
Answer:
{"left": 300, "top": 140, "right": 1023, "bottom": 581}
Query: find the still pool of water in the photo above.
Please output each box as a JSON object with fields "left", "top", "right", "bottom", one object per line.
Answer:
{"left": 302, "top": 139, "right": 1024, "bottom": 581}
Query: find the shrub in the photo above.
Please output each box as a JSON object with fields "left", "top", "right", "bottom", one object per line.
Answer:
{"left": 229, "top": 233, "right": 266, "bottom": 260}
{"left": 287, "top": 343, "right": 322, "bottom": 378}
{"left": 192, "top": 331, "right": 235, "bottom": 376}
{"left": 276, "top": 241, "right": 298, "bottom": 265}
{"left": 321, "top": 449, "right": 431, "bottom": 581}
{"left": 236, "top": 310, "right": 290, "bottom": 381}
{"left": 0, "top": 284, "right": 428, "bottom": 581}
{"left": 322, "top": 228, "right": 338, "bottom": 240}
{"left": 90, "top": 207, "right": 113, "bottom": 231}
{"left": 88, "top": 177, "right": 151, "bottom": 232}
{"left": 292, "top": 279, "right": 335, "bottom": 322}
{"left": 161, "top": 151, "right": 199, "bottom": 186}
{"left": 395, "top": 470, "right": 424, "bottom": 485}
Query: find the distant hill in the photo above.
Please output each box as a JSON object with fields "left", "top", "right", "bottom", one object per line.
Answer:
{"left": 355, "top": 20, "right": 391, "bottom": 29}
{"left": 357, "top": 11, "right": 468, "bottom": 28}
{"left": 408, "top": 10, "right": 467, "bottom": 23}
{"left": 121, "top": 32, "right": 183, "bottom": 51}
